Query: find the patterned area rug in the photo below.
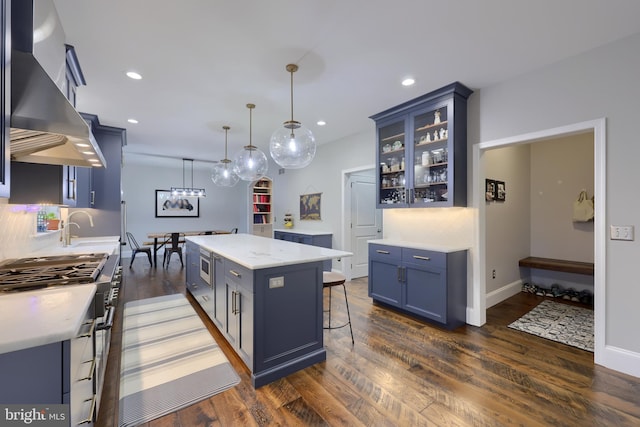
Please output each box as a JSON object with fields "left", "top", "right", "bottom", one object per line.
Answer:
{"left": 119, "top": 294, "right": 240, "bottom": 427}
{"left": 508, "top": 300, "right": 594, "bottom": 352}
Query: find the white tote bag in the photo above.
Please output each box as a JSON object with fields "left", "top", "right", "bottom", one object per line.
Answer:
{"left": 572, "top": 190, "right": 594, "bottom": 222}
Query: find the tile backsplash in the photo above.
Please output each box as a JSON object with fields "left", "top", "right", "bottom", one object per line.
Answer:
{"left": 0, "top": 203, "right": 61, "bottom": 261}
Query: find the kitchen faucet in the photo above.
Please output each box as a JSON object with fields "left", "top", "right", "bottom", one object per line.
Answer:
{"left": 63, "top": 211, "right": 94, "bottom": 246}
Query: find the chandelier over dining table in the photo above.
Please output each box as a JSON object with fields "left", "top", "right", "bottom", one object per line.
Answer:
{"left": 171, "top": 158, "right": 206, "bottom": 197}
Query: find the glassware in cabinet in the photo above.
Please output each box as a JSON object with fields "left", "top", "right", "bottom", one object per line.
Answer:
{"left": 377, "top": 118, "right": 408, "bottom": 206}
{"left": 413, "top": 106, "right": 450, "bottom": 204}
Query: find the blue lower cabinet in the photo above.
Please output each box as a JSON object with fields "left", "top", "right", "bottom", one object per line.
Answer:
{"left": 186, "top": 244, "right": 326, "bottom": 388}
{"left": 369, "top": 243, "right": 467, "bottom": 329}
{"left": 274, "top": 231, "right": 332, "bottom": 271}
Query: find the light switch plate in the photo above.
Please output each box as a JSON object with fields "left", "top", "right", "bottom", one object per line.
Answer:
{"left": 610, "top": 225, "right": 634, "bottom": 241}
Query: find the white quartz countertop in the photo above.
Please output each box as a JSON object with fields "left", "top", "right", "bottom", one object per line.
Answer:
{"left": 368, "top": 239, "right": 470, "bottom": 253}
{"left": 187, "top": 233, "right": 352, "bottom": 269}
{"left": 273, "top": 229, "right": 333, "bottom": 236}
{"left": 0, "top": 284, "right": 97, "bottom": 355}
{"left": 32, "top": 236, "right": 121, "bottom": 257}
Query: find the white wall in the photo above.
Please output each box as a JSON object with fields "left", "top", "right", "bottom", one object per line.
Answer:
{"left": 484, "top": 144, "right": 531, "bottom": 294}
{"left": 483, "top": 134, "right": 594, "bottom": 297}
{"left": 271, "top": 130, "right": 375, "bottom": 257}
{"left": 470, "top": 33, "right": 640, "bottom": 371}
{"left": 530, "top": 133, "right": 594, "bottom": 262}
{"left": 121, "top": 153, "right": 247, "bottom": 256}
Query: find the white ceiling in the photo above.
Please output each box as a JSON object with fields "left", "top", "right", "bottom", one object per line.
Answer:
{"left": 52, "top": 0, "right": 640, "bottom": 165}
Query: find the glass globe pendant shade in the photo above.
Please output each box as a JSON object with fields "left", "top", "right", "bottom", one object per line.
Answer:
{"left": 232, "top": 146, "right": 268, "bottom": 181}
{"left": 211, "top": 125, "right": 239, "bottom": 187}
{"left": 269, "top": 64, "right": 316, "bottom": 169}
{"left": 211, "top": 159, "right": 239, "bottom": 187}
{"left": 233, "top": 103, "right": 268, "bottom": 181}
{"left": 269, "top": 120, "right": 316, "bottom": 169}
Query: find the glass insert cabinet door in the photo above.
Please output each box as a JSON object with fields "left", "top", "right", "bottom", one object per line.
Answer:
{"left": 378, "top": 118, "right": 407, "bottom": 206}
{"left": 412, "top": 106, "right": 449, "bottom": 204}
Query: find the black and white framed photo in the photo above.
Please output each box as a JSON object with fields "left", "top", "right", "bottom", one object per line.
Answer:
{"left": 495, "top": 180, "right": 506, "bottom": 202}
{"left": 155, "top": 190, "right": 200, "bottom": 218}
{"left": 485, "top": 179, "right": 496, "bottom": 201}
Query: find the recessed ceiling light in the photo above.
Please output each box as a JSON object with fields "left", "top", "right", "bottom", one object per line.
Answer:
{"left": 127, "top": 118, "right": 139, "bottom": 124}
{"left": 402, "top": 78, "right": 415, "bottom": 86}
{"left": 317, "top": 120, "right": 326, "bottom": 126}
{"left": 126, "top": 71, "right": 142, "bottom": 80}
{"left": 82, "top": 151, "right": 94, "bottom": 155}
{"left": 89, "top": 158, "right": 100, "bottom": 163}
{"left": 75, "top": 143, "right": 90, "bottom": 148}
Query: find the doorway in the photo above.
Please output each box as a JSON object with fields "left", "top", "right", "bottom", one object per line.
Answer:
{"left": 342, "top": 166, "right": 383, "bottom": 279}
{"left": 472, "top": 118, "right": 606, "bottom": 362}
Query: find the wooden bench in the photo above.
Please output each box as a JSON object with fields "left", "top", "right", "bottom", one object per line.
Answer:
{"left": 518, "top": 256, "right": 594, "bottom": 276}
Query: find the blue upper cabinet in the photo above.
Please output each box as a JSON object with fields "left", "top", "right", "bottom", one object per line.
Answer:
{"left": 370, "top": 82, "right": 473, "bottom": 208}
{"left": 0, "top": 0, "right": 10, "bottom": 198}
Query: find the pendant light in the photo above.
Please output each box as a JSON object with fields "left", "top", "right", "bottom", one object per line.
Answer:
{"left": 170, "top": 158, "right": 206, "bottom": 197}
{"left": 269, "top": 63, "right": 316, "bottom": 169}
{"left": 233, "top": 103, "right": 268, "bottom": 181}
{"left": 211, "top": 126, "right": 239, "bottom": 187}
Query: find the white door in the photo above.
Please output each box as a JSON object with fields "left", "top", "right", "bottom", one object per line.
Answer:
{"left": 349, "top": 172, "right": 382, "bottom": 278}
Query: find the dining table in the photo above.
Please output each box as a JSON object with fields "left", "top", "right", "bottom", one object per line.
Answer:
{"left": 146, "top": 230, "right": 230, "bottom": 266}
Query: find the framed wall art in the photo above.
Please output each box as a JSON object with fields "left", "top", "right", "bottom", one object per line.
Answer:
{"left": 495, "top": 180, "right": 506, "bottom": 202}
{"left": 155, "top": 190, "right": 200, "bottom": 218}
{"left": 485, "top": 179, "right": 496, "bottom": 201}
{"left": 300, "top": 192, "right": 321, "bottom": 220}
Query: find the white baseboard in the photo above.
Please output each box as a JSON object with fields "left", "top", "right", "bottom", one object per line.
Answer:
{"left": 598, "top": 345, "right": 640, "bottom": 379}
{"left": 486, "top": 279, "right": 523, "bottom": 308}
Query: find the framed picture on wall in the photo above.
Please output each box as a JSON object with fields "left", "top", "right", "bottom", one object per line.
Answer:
{"left": 300, "top": 192, "right": 321, "bottom": 220}
{"left": 485, "top": 179, "right": 496, "bottom": 201}
{"left": 495, "top": 180, "right": 506, "bottom": 202}
{"left": 155, "top": 190, "right": 200, "bottom": 218}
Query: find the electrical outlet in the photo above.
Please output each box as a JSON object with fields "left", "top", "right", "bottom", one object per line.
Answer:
{"left": 610, "top": 225, "right": 634, "bottom": 241}
{"left": 269, "top": 276, "right": 285, "bottom": 289}
{"left": 492, "top": 269, "right": 496, "bottom": 279}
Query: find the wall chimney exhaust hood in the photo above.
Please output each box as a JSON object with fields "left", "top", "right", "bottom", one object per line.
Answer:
{"left": 9, "top": 0, "right": 106, "bottom": 168}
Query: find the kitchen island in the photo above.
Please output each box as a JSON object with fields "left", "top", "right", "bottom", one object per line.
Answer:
{"left": 186, "top": 233, "right": 352, "bottom": 388}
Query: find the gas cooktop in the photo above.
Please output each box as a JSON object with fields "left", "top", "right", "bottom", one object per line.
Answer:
{"left": 0, "top": 253, "right": 109, "bottom": 292}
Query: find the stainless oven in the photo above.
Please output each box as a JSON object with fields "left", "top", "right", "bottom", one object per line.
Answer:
{"left": 93, "top": 254, "right": 122, "bottom": 412}
{"left": 199, "top": 248, "right": 212, "bottom": 285}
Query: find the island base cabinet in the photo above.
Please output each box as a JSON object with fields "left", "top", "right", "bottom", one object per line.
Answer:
{"left": 369, "top": 243, "right": 467, "bottom": 329}
{"left": 186, "top": 241, "right": 327, "bottom": 388}
{"left": 252, "top": 263, "right": 325, "bottom": 387}
{"left": 224, "top": 260, "right": 254, "bottom": 368}
{"left": 213, "top": 254, "right": 226, "bottom": 331}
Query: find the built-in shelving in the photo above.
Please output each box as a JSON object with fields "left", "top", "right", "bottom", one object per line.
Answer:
{"left": 251, "top": 178, "right": 272, "bottom": 237}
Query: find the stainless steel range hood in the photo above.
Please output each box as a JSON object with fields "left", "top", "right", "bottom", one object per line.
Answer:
{"left": 9, "top": 0, "right": 106, "bottom": 168}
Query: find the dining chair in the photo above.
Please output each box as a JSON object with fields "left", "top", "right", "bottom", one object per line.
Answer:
{"left": 126, "top": 232, "right": 152, "bottom": 268}
{"left": 163, "top": 232, "right": 185, "bottom": 268}
{"left": 230, "top": 227, "right": 238, "bottom": 234}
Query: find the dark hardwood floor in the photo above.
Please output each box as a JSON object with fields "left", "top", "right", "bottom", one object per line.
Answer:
{"left": 97, "top": 259, "right": 640, "bottom": 427}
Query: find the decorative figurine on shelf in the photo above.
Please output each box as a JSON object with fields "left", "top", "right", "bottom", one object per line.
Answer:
{"left": 433, "top": 130, "right": 439, "bottom": 141}
{"left": 284, "top": 213, "right": 294, "bottom": 228}
{"left": 439, "top": 128, "right": 446, "bottom": 140}
{"left": 434, "top": 110, "right": 441, "bottom": 124}
{"left": 425, "top": 132, "right": 431, "bottom": 143}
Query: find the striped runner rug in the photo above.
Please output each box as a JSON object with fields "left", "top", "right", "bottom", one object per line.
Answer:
{"left": 118, "top": 293, "right": 240, "bottom": 427}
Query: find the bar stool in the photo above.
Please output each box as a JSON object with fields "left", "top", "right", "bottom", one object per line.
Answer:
{"left": 323, "top": 271, "right": 354, "bottom": 344}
